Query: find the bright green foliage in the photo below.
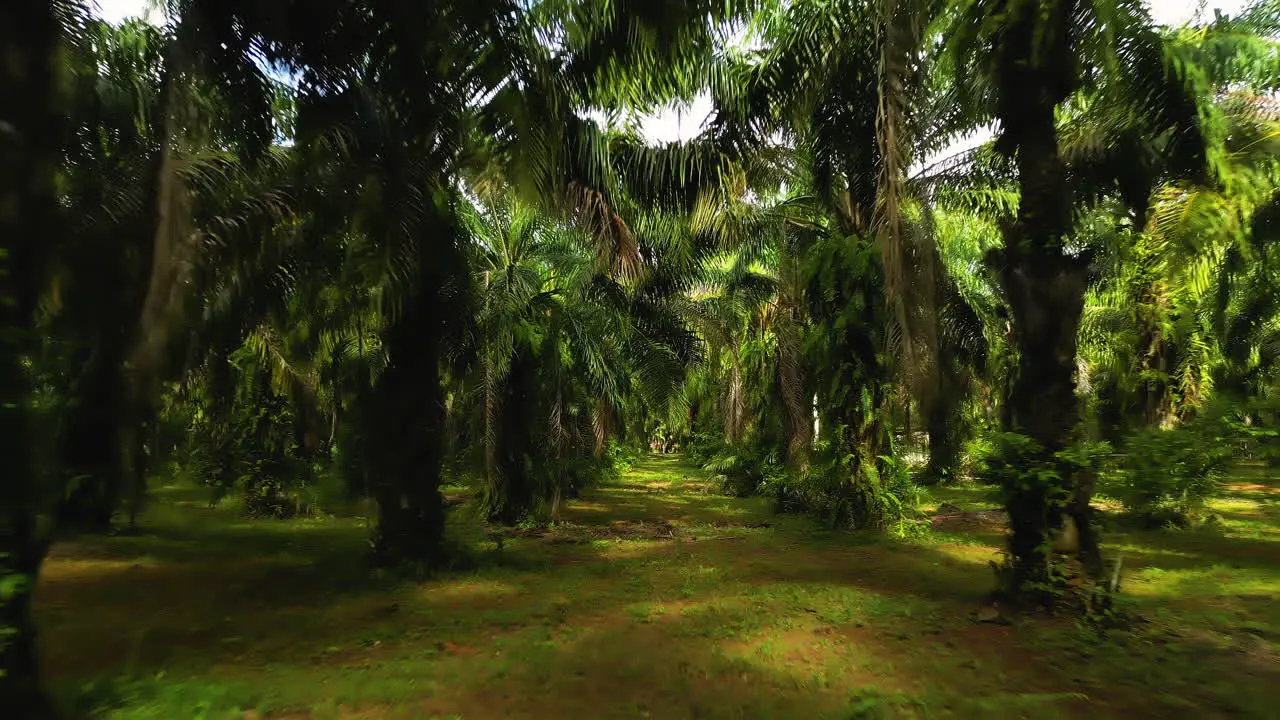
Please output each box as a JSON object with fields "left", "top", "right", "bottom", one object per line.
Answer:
{"left": 1108, "top": 421, "right": 1233, "bottom": 525}
{"left": 978, "top": 433, "right": 1112, "bottom": 599}
{"left": 458, "top": 195, "right": 693, "bottom": 524}
{"left": 688, "top": 223, "right": 932, "bottom": 532}
{"left": 802, "top": 236, "right": 901, "bottom": 528}
{"left": 701, "top": 443, "right": 787, "bottom": 499}
{"left": 1101, "top": 399, "right": 1280, "bottom": 525}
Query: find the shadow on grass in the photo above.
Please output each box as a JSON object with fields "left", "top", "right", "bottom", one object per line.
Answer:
{"left": 42, "top": 482, "right": 1005, "bottom": 717}
{"left": 40, "top": 455, "right": 1280, "bottom": 719}
{"left": 63, "top": 527, "right": 1273, "bottom": 719}
{"left": 49, "top": 531, "right": 1063, "bottom": 718}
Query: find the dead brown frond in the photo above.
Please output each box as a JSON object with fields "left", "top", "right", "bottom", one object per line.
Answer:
{"left": 874, "top": 0, "right": 941, "bottom": 412}
{"left": 567, "top": 181, "right": 642, "bottom": 283}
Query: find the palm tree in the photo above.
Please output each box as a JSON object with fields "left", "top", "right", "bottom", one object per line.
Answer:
{"left": 460, "top": 189, "right": 698, "bottom": 524}
{"left": 1, "top": 0, "right": 73, "bottom": 711}
{"left": 950, "top": 0, "right": 1209, "bottom": 593}
{"left": 803, "top": 224, "right": 899, "bottom": 527}
{"left": 681, "top": 191, "right": 822, "bottom": 469}
{"left": 53, "top": 18, "right": 174, "bottom": 532}
{"left": 469, "top": 198, "right": 593, "bottom": 523}
{"left": 693, "top": 277, "right": 766, "bottom": 448}
{"left": 3, "top": 0, "right": 742, "bottom": 699}
{"left": 698, "top": 0, "right": 956, "bottom": 521}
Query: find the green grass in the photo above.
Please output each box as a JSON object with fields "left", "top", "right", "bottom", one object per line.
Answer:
{"left": 38, "top": 456, "right": 1280, "bottom": 719}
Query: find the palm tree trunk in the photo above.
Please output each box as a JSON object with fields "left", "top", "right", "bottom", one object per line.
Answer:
{"left": 593, "top": 396, "right": 612, "bottom": 458}
{"left": 777, "top": 320, "right": 810, "bottom": 471}
{"left": 367, "top": 286, "right": 448, "bottom": 567}
{"left": 848, "top": 383, "right": 893, "bottom": 529}
{"left": 725, "top": 357, "right": 745, "bottom": 444}
{"left": 126, "top": 398, "right": 156, "bottom": 530}
{"left": 489, "top": 350, "right": 537, "bottom": 525}
{"left": 996, "top": 40, "right": 1094, "bottom": 595}
{"left": 62, "top": 56, "right": 181, "bottom": 533}
{"left": 483, "top": 355, "right": 501, "bottom": 513}
{"left": 1137, "top": 330, "right": 1175, "bottom": 429}
{"left": 58, "top": 350, "right": 126, "bottom": 532}
{"left": 0, "top": 0, "right": 59, "bottom": 713}
{"left": 924, "top": 396, "right": 961, "bottom": 485}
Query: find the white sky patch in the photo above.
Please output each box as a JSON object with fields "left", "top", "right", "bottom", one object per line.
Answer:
{"left": 92, "top": 0, "right": 162, "bottom": 25}
{"left": 638, "top": 96, "right": 716, "bottom": 144}
{"left": 1148, "top": 0, "right": 1251, "bottom": 26}
{"left": 94, "top": 0, "right": 1250, "bottom": 28}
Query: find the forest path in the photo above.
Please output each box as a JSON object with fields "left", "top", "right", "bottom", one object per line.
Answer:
{"left": 558, "top": 453, "right": 774, "bottom": 527}
{"left": 34, "top": 457, "right": 1280, "bottom": 719}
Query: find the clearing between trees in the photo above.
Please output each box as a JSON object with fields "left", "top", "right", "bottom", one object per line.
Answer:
{"left": 39, "top": 455, "right": 1280, "bottom": 719}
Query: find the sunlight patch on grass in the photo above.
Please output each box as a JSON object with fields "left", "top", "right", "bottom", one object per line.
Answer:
{"left": 593, "top": 541, "right": 660, "bottom": 559}
{"left": 1127, "top": 564, "right": 1280, "bottom": 600}
{"left": 719, "top": 624, "right": 906, "bottom": 694}
{"left": 562, "top": 501, "right": 610, "bottom": 513}
{"left": 42, "top": 454, "right": 1280, "bottom": 719}
{"left": 40, "top": 555, "right": 163, "bottom": 582}
{"left": 422, "top": 578, "right": 519, "bottom": 604}
{"left": 1212, "top": 498, "right": 1280, "bottom": 538}
{"left": 1103, "top": 539, "right": 1203, "bottom": 560}
{"left": 932, "top": 542, "right": 998, "bottom": 565}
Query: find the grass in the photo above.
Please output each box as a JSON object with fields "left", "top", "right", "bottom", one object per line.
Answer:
{"left": 38, "top": 455, "right": 1280, "bottom": 719}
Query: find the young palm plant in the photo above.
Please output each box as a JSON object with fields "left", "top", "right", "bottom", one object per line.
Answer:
{"left": 462, "top": 194, "right": 692, "bottom": 524}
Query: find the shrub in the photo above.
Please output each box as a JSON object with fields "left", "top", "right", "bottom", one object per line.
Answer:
{"left": 685, "top": 431, "right": 722, "bottom": 466}
{"left": 703, "top": 443, "right": 785, "bottom": 498}
{"left": 961, "top": 432, "right": 999, "bottom": 483}
{"left": 1107, "top": 420, "right": 1233, "bottom": 526}
{"left": 975, "top": 433, "right": 1113, "bottom": 493}
{"left": 761, "top": 441, "right": 929, "bottom": 536}
{"left": 607, "top": 439, "right": 642, "bottom": 476}
{"left": 698, "top": 432, "right": 929, "bottom": 537}
{"left": 1225, "top": 396, "right": 1280, "bottom": 467}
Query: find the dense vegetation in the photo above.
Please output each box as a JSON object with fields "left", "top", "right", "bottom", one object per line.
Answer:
{"left": 3, "top": 0, "right": 1280, "bottom": 716}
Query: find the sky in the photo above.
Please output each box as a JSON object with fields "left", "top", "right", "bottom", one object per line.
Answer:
{"left": 94, "top": 0, "right": 1253, "bottom": 143}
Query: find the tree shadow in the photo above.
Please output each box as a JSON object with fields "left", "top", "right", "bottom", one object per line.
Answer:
{"left": 39, "top": 458, "right": 1280, "bottom": 719}
{"left": 45, "top": 527, "right": 1092, "bottom": 718}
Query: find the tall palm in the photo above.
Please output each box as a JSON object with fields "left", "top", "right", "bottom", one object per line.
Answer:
{"left": 53, "top": 18, "right": 179, "bottom": 531}
{"left": 683, "top": 263, "right": 771, "bottom": 447}
{"left": 704, "top": 0, "right": 1002, "bottom": 495}
{"left": 689, "top": 192, "right": 821, "bottom": 468}
{"left": 904, "top": 148, "right": 1010, "bottom": 482}
{"left": 2, "top": 0, "right": 740, "bottom": 700}
{"left": 461, "top": 191, "right": 697, "bottom": 523}
{"left": 0, "top": 0, "right": 68, "bottom": 711}
{"left": 950, "top": 0, "right": 1208, "bottom": 592}
{"left": 2, "top": 0, "right": 305, "bottom": 699}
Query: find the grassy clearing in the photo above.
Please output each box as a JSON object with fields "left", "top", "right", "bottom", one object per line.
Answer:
{"left": 39, "top": 455, "right": 1280, "bottom": 719}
